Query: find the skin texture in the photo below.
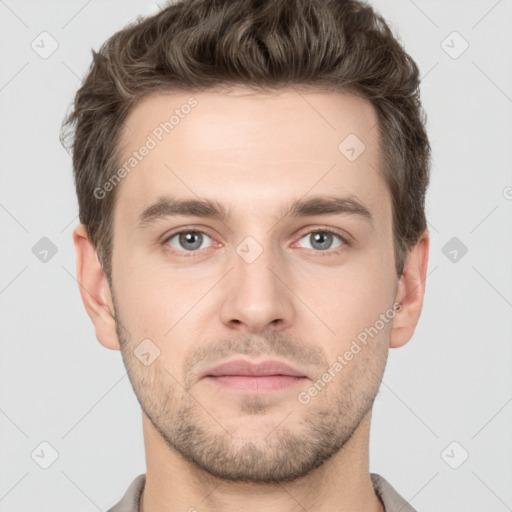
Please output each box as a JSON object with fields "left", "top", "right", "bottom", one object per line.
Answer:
{"left": 74, "top": 87, "right": 429, "bottom": 512}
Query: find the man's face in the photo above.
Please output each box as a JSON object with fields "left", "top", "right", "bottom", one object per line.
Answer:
{"left": 110, "top": 88, "right": 398, "bottom": 482}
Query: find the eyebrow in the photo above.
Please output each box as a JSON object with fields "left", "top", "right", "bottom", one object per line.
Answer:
{"left": 136, "top": 194, "right": 374, "bottom": 228}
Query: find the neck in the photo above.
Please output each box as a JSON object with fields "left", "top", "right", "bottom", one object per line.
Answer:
{"left": 139, "top": 411, "right": 384, "bottom": 512}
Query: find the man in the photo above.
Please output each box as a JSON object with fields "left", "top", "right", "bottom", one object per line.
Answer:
{"left": 62, "top": 0, "right": 430, "bottom": 510}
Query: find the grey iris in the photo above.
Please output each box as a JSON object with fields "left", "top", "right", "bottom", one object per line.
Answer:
{"left": 180, "top": 231, "right": 203, "bottom": 250}
{"left": 310, "top": 232, "right": 333, "bottom": 250}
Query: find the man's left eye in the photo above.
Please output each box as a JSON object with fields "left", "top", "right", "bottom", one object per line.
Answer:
{"left": 296, "top": 230, "right": 345, "bottom": 251}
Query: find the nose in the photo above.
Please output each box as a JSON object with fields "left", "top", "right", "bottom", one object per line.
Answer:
{"left": 219, "top": 240, "right": 295, "bottom": 333}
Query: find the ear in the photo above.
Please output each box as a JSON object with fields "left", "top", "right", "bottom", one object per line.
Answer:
{"left": 73, "top": 224, "right": 120, "bottom": 350}
{"left": 389, "top": 230, "right": 430, "bottom": 349}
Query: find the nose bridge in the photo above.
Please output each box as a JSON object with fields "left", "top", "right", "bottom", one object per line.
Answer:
{"left": 236, "top": 234, "right": 279, "bottom": 292}
{"left": 219, "top": 233, "right": 294, "bottom": 332}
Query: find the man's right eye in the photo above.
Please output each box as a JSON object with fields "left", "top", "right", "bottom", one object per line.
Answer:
{"left": 164, "top": 230, "right": 214, "bottom": 253}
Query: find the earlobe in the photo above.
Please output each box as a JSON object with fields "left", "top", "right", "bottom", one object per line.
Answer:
{"left": 389, "top": 230, "right": 430, "bottom": 349}
{"left": 73, "top": 224, "right": 120, "bottom": 351}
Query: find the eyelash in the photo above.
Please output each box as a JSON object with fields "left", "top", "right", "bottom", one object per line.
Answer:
{"left": 162, "top": 227, "right": 350, "bottom": 258}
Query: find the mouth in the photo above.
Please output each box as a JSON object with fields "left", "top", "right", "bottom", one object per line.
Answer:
{"left": 201, "top": 359, "right": 309, "bottom": 394}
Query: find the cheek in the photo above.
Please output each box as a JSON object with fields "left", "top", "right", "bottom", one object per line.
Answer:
{"left": 122, "top": 281, "right": 181, "bottom": 335}
{"left": 112, "top": 254, "right": 170, "bottom": 337}
{"left": 113, "top": 253, "right": 215, "bottom": 344}
{"left": 304, "top": 252, "right": 394, "bottom": 344}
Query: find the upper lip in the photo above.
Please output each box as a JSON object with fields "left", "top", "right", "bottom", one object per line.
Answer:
{"left": 202, "top": 358, "right": 308, "bottom": 379}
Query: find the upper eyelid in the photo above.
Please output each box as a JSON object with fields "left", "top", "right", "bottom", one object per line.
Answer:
{"left": 163, "top": 228, "right": 214, "bottom": 243}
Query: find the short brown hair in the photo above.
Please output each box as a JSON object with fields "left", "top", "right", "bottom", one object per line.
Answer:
{"left": 61, "top": 0, "right": 430, "bottom": 284}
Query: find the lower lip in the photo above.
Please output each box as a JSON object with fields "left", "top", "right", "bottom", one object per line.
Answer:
{"left": 204, "top": 375, "right": 307, "bottom": 393}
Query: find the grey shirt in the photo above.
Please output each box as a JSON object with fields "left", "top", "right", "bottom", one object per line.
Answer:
{"left": 107, "top": 472, "right": 417, "bottom": 511}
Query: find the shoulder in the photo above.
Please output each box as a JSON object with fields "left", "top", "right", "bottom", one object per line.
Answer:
{"left": 370, "top": 473, "right": 418, "bottom": 512}
{"left": 106, "top": 473, "right": 146, "bottom": 512}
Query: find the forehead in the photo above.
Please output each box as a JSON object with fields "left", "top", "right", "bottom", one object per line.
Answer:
{"left": 113, "top": 87, "right": 388, "bottom": 227}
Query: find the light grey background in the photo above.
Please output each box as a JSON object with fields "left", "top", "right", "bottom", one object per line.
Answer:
{"left": 1, "top": 0, "right": 511, "bottom": 510}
